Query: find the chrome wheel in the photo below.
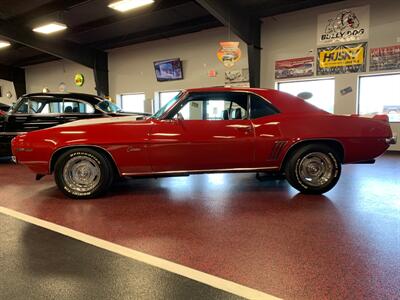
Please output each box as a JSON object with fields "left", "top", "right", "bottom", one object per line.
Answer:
{"left": 63, "top": 155, "right": 101, "bottom": 194}
{"left": 297, "top": 152, "right": 334, "bottom": 188}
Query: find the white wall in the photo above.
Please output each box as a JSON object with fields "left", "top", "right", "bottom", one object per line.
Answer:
{"left": 261, "top": 0, "right": 400, "bottom": 150}
{"left": 109, "top": 27, "right": 248, "bottom": 112}
{"left": 0, "top": 79, "right": 17, "bottom": 105}
{"left": 25, "top": 60, "right": 96, "bottom": 95}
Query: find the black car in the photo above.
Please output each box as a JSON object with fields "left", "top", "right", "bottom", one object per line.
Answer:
{"left": 0, "top": 92, "right": 149, "bottom": 157}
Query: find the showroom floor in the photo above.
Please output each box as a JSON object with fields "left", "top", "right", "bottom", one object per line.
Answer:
{"left": 0, "top": 153, "right": 399, "bottom": 299}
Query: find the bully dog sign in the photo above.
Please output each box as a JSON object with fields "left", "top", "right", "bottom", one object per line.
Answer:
{"left": 317, "top": 5, "right": 370, "bottom": 45}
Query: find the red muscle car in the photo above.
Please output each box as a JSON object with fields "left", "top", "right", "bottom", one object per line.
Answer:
{"left": 11, "top": 88, "right": 396, "bottom": 199}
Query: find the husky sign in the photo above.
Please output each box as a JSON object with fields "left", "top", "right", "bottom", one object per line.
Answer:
{"left": 317, "top": 5, "right": 369, "bottom": 45}
{"left": 317, "top": 43, "right": 367, "bottom": 75}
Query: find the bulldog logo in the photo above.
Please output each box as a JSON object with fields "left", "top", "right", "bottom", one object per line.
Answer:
{"left": 320, "top": 9, "right": 365, "bottom": 43}
{"left": 325, "top": 10, "right": 360, "bottom": 34}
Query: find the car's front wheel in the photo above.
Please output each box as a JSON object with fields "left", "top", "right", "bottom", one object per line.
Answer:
{"left": 285, "top": 144, "right": 341, "bottom": 194}
{"left": 54, "top": 148, "right": 114, "bottom": 199}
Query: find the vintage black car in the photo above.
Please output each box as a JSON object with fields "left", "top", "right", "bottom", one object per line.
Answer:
{"left": 0, "top": 92, "right": 148, "bottom": 157}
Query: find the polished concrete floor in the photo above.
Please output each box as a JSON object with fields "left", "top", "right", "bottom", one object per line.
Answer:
{"left": 0, "top": 152, "right": 399, "bottom": 299}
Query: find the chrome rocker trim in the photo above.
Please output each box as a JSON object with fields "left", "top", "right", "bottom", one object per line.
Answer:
{"left": 121, "top": 166, "right": 280, "bottom": 177}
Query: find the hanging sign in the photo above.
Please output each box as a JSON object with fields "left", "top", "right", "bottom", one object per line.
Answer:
{"left": 74, "top": 73, "right": 85, "bottom": 87}
{"left": 370, "top": 45, "right": 400, "bottom": 71}
{"left": 317, "top": 42, "right": 367, "bottom": 75}
{"left": 217, "top": 41, "right": 242, "bottom": 68}
{"left": 275, "top": 57, "right": 314, "bottom": 79}
{"left": 317, "top": 5, "right": 369, "bottom": 45}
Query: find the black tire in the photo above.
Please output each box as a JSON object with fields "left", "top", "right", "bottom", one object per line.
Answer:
{"left": 54, "top": 148, "right": 114, "bottom": 199}
{"left": 284, "top": 144, "right": 341, "bottom": 194}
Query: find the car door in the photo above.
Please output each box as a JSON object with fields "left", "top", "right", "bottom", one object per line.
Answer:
{"left": 5, "top": 96, "right": 63, "bottom": 133}
{"left": 149, "top": 92, "right": 255, "bottom": 172}
{"left": 249, "top": 93, "right": 284, "bottom": 168}
{"left": 5, "top": 96, "right": 103, "bottom": 133}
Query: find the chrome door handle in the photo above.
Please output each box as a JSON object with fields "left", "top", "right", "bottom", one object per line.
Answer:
{"left": 227, "top": 124, "right": 252, "bottom": 134}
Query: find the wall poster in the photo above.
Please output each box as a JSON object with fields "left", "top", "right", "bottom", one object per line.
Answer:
{"left": 317, "top": 42, "right": 367, "bottom": 75}
{"left": 224, "top": 69, "right": 249, "bottom": 87}
{"left": 317, "top": 5, "right": 370, "bottom": 45}
{"left": 370, "top": 45, "right": 400, "bottom": 71}
{"left": 275, "top": 57, "right": 314, "bottom": 79}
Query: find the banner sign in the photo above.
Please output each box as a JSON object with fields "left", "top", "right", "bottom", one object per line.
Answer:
{"left": 317, "top": 42, "right": 367, "bottom": 75}
{"left": 317, "top": 5, "right": 369, "bottom": 45}
{"left": 275, "top": 57, "right": 314, "bottom": 79}
{"left": 370, "top": 45, "right": 400, "bottom": 71}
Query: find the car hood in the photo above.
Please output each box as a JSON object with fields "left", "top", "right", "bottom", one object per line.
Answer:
{"left": 54, "top": 115, "right": 145, "bottom": 128}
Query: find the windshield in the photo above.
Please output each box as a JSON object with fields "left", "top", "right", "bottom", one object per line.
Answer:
{"left": 152, "top": 92, "right": 183, "bottom": 118}
{"left": 98, "top": 100, "right": 122, "bottom": 113}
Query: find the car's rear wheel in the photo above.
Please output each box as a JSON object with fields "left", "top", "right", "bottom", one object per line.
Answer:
{"left": 285, "top": 144, "right": 341, "bottom": 194}
{"left": 54, "top": 148, "right": 114, "bottom": 199}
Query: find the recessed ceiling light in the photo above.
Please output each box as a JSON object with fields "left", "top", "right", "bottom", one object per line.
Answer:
{"left": 0, "top": 41, "right": 11, "bottom": 49}
{"left": 33, "top": 22, "right": 67, "bottom": 34}
{"left": 108, "top": 0, "right": 154, "bottom": 12}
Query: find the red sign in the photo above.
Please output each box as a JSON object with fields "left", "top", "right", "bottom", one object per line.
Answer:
{"left": 275, "top": 57, "right": 314, "bottom": 79}
{"left": 370, "top": 45, "right": 400, "bottom": 71}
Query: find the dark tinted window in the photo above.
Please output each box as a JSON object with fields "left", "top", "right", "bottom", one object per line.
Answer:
{"left": 250, "top": 94, "right": 279, "bottom": 119}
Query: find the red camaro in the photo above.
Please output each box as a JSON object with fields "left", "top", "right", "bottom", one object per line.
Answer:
{"left": 12, "top": 88, "right": 396, "bottom": 199}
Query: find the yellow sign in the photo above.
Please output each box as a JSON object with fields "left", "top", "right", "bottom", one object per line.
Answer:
{"left": 319, "top": 46, "right": 364, "bottom": 68}
{"left": 317, "top": 42, "right": 367, "bottom": 75}
{"left": 74, "top": 73, "right": 84, "bottom": 87}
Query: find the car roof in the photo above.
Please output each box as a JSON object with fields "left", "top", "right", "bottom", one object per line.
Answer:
{"left": 21, "top": 92, "right": 105, "bottom": 105}
{"left": 184, "top": 87, "right": 328, "bottom": 114}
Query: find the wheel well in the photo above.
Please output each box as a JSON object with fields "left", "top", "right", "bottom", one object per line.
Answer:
{"left": 280, "top": 139, "right": 344, "bottom": 171}
{"left": 50, "top": 146, "right": 120, "bottom": 176}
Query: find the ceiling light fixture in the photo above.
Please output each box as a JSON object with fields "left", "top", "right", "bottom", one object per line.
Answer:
{"left": 108, "top": 0, "right": 154, "bottom": 12}
{"left": 33, "top": 22, "right": 67, "bottom": 34}
{"left": 0, "top": 41, "right": 11, "bottom": 49}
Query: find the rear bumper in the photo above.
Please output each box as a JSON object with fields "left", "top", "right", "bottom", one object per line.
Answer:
{"left": 386, "top": 136, "right": 397, "bottom": 145}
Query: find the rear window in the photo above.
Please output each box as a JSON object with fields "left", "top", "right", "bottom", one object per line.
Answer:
{"left": 250, "top": 94, "right": 279, "bottom": 119}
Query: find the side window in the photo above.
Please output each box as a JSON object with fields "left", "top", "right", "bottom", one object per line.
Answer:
{"left": 250, "top": 94, "right": 279, "bottom": 119}
{"left": 63, "top": 99, "right": 95, "bottom": 114}
{"left": 174, "top": 92, "right": 248, "bottom": 120}
{"left": 41, "top": 101, "right": 63, "bottom": 114}
{"left": 15, "top": 98, "right": 46, "bottom": 114}
{"left": 15, "top": 98, "right": 29, "bottom": 113}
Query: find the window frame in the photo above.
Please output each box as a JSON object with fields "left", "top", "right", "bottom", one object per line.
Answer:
{"left": 276, "top": 77, "right": 335, "bottom": 113}
{"left": 156, "top": 90, "right": 181, "bottom": 113}
{"left": 118, "top": 92, "right": 146, "bottom": 113}
{"left": 166, "top": 91, "right": 250, "bottom": 121}
{"left": 357, "top": 72, "right": 400, "bottom": 123}
{"left": 13, "top": 96, "right": 95, "bottom": 115}
{"left": 164, "top": 91, "right": 279, "bottom": 121}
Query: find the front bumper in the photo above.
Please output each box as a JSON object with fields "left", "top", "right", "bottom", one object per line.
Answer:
{"left": 386, "top": 135, "right": 397, "bottom": 145}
